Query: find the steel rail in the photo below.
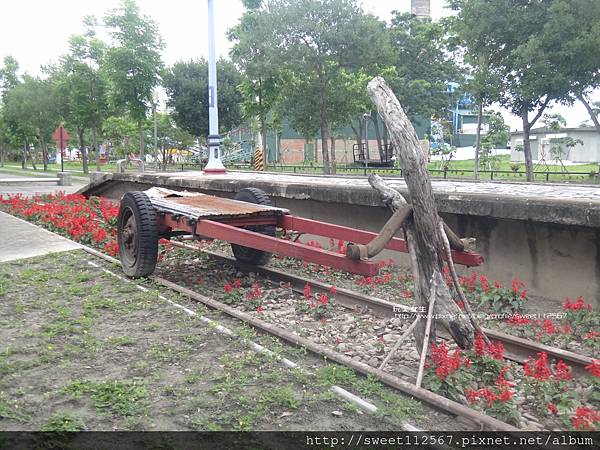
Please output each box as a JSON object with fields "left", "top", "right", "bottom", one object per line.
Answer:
{"left": 79, "top": 245, "right": 518, "bottom": 431}
{"left": 193, "top": 246, "right": 594, "bottom": 375}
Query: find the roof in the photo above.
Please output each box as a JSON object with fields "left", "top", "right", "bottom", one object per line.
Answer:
{"left": 511, "top": 127, "right": 598, "bottom": 136}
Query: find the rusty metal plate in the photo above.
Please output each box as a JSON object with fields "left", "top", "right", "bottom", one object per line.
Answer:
{"left": 145, "top": 188, "right": 288, "bottom": 221}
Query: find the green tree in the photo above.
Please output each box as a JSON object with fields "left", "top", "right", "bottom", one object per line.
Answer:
{"left": 163, "top": 59, "right": 242, "bottom": 140}
{"left": 50, "top": 18, "right": 110, "bottom": 174}
{"left": 258, "top": 0, "right": 390, "bottom": 174}
{"left": 541, "top": 0, "right": 600, "bottom": 144}
{"left": 479, "top": 111, "right": 509, "bottom": 171}
{"left": 0, "top": 56, "right": 20, "bottom": 99}
{"left": 104, "top": 0, "right": 164, "bottom": 159}
{"left": 389, "top": 13, "right": 461, "bottom": 121}
{"left": 3, "top": 76, "right": 56, "bottom": 170}
{"left": 447, "top": 2, "right": 503, "bottom": 179}
{"left": 153, "top": 112, "right": 195, "bottom": 170}
{"left": 450, "top": 0, "right": 573, "bottom": 182}
{"left": 229, "top": 5, "right": 282, "bottom": 169}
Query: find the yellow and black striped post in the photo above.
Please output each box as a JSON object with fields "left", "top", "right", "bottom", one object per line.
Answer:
{"left": 253, "top": 147, "right": 265, "bottom": 171}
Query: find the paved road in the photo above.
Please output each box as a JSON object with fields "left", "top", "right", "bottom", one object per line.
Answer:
{"left": 0, "top": 173, "right": 87, "bottom": 197}
{"left": 0, "top": 210, "right": 81, "bottom": 262}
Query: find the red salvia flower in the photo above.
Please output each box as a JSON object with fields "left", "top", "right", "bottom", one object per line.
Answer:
{"left": 303, "top": 283, "right": 311, "bottom": 299}
{"left": 319, "top": 293, "right": 328, "bottom": 305}
{"left": 474, "top": 333, "right": 486, "bottom": 357}
{"left": 486, "top": 341, "right": 505, "bottom": 360}
{"left": 524, "top": 352, "right": 551, "bottom": 381}
{"left": 554, "top": 360, "right": 573, "bottom": 381}
{"left": 479, "top": 275, "right": 490, "bottom": 293}
{"left": 511, "top": 278, "right": 524, "bottom": 294}
{"left": 571, "top": 406, "right": 600, "bottom": 431}
{"left": 542, "top": 319, "right": 558, "bottom": 334}
{"left": 585, "top": 359, "right": 600, "bottom": 378}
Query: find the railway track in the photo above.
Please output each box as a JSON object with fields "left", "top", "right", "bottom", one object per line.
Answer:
{"left": 81, "top": 245, "right": 518, "bottom": 431}
{"left": 170, "top": 242, "right": 593, "bottom": 376}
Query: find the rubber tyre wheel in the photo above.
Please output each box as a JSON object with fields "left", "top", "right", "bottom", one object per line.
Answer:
{"left": 117, "top": 191, "right": 159, "bottom": 278}
{"left": 231, "top": 188, "right": 275, "bottom": 266}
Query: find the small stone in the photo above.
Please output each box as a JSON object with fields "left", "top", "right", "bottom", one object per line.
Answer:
{"left": 337, "top": 343, "right": 348, "bottom": 352}
{"left": 368, "top": 357, "right": 378, "bottom": 366}
{"left": 332, "top": 411, "right": 343, "bottom": 417}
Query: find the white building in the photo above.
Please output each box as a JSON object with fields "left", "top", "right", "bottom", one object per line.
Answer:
{"left": 510, "top": 127, "right": 600, "bottom": 163}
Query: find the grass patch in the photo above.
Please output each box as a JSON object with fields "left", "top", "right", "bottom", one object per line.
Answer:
{"left": 0, "top": 391, "right": 31, "bottom": 423}
{"left": 62, "top": 379, "right": 147, "bottom": 417}
{"left": 41, "top": 411, "right": 86, "bottom": 431}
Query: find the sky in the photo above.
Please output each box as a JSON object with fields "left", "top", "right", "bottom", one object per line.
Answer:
{"left": 0, "top": 0, "right": 597, "bottom": 131}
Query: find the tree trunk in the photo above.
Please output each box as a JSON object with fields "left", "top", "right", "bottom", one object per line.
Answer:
{"left": 329, "top": 125, "right": 337, "bottom": 174}
{"left": 350, "top": 121, "right": 363, "bottom": 155}
{"left": 41, "top": 136, "right": 48, "bottom": 171}
{"left": 139, "top": 121, "right": 145, "bottom": 161}
{"left": 0, "top": 143, "right": 4, "bottom": 167}
{"left": 383, "top": 122, "right": 389, "bottom": 150}
{"left": 371, "top": 114, "right": 384, "bottom": 161}
{"left": 93, "top": 127, "right": 100, "bottom": 172}
{"left": 28, "top": 142, "right": 37, "bottom": 170}
{"left": 578, "top": 93, "right": 600, "bottom": 184}
{"left": 261, "top": 127, "right": 268, "bottom": 171}
{"left": 320, "top": 119, "right": 331, "bottom": 175}
{"left": 78, "top": 128, "right": 88, "bottom": 175}
{"left": 578, "top": 93, "right": 600, "bottom": 133}
{"left": 22, "top": 140, "right": 27, "bottom": 169}
{"left": 522, "top": 115, "right": 534, "bottom": 182}
{"left": 474, "top": 101, "right": 483, "bottom": 180}
{"left": 367, "top": 77, "right": 474, "bottom": 354}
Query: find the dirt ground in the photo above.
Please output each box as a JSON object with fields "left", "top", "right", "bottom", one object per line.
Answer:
{"left": 0, "top": 249, "right": 459, "bottom": 431}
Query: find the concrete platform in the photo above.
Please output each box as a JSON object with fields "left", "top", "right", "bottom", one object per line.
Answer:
{"left": 80, "top": 171, "right": 600, "bottom": 306}
{"left": 0, "top": 211, "right": 81, "bottom": 262}
{"left": 81, "top": 170, "right": 600, "bottom": 227}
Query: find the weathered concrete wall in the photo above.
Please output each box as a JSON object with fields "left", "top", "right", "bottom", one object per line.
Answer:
{"left": 82, "top": 172, "right": 600, "bottom": 307}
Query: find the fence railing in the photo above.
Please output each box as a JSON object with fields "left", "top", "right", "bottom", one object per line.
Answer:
{"left": 165, "top": 162, "right": 600, "bottom": 183}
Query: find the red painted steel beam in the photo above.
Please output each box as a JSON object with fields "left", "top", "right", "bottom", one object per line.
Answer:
{"left": 195, "top": 219, "right": 380, "bottom": 276}
{"left": 278, "top": 215, "right": 484, "bottom": 267}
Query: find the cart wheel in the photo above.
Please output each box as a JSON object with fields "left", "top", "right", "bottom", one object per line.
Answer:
{"left": 117, "top": 191, "right": 159, "bottom": 278}
{"left": 231, "top": 188, "right": 275, "bottom": 266}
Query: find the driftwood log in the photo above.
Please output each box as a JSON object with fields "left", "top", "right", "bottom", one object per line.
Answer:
{"left": 367, "top": 77, "right": 475, "bottom": 353}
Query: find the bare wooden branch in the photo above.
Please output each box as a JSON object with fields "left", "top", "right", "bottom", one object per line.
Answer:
{"left": 367, "top": 76, "right": 474, "bottom": 353}
{"left": 416, "top": 282, "right": 437, "bottom": 388}
{"left": 346, "top": 205, "right": 412, "bottom": 260}
{"left": 379, "top": 317, "right": 420, "bottom": 371}
{"left": 439, "top": 221, "right": 490, "bottom": 345}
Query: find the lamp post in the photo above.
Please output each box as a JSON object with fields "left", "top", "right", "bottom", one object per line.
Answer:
{"left": 203, "top": 0, "right": 226, "bottom": 173}
{"left": 152, "top": 90, "right": 158, "bottom": 168}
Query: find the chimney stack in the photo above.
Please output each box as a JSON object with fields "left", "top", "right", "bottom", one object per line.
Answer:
{"left": 411, "top": 0, "right": 431, "bottom": 19}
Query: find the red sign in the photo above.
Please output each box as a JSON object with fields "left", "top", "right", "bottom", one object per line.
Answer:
{"left": 53, "top": 125, "right": 69, "bottom": 150}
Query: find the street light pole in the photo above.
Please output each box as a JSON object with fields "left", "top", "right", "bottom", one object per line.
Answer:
{"left": 203, "top": 0, "right": 226, "bottom": 174}
{"left": 153, "top": 91, "right": 158, "bottom": 168}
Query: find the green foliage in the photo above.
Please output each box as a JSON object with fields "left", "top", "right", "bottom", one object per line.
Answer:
{"left": 63, "top": 379, "right": 147, "bottom": 417}
{"left": 479, "top": 112, "right": 510, "bottom": 170}
{"left": 104, "top": 0, "right": 164, "bottom": 147}
{"left": 231, "top": 0, "right": 391, "bottom": 173}
{"left": 389, "top": 13, "right": 461, "bottom": 120}
{"left": 0, "top": 56, "right": 19, "bottom": 98}
{"left": 163, "top": 59, "right": 242, "bottom": 138}
{"left": 41, "top": 411, "right": 86, "bottom": 432}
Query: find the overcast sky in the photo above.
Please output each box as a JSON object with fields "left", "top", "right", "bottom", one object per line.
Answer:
{"left": 1, "top": 0, "right": 597, "bottom": 131}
